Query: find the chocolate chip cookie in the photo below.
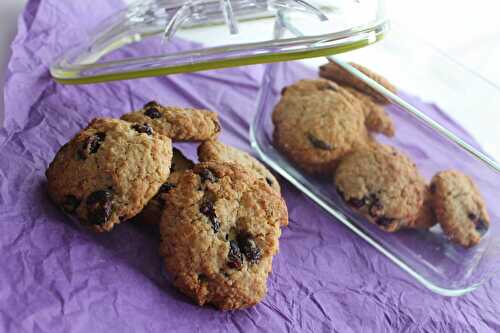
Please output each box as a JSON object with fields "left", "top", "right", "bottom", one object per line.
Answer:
{"left": 138, "top": 148, "right": 194, "bottom": 225}
{"left": 159, "top": 162, "right": 288, "bottom": 310}
{"left": 121, "top": 101, "right": 221, "bottom": 141}
{"left": 335, "top": 144, "right": 426, "bottom": 232}
{"left": 198, "top": 140, "right": 280, "bottom": 193}
{"left": 430, "top": 170, "right": 490, "bottom": 247}
{"left": 46, "top": 118, "right": 173, "bottom": 232}
{"left": 319, "top": 61, "right": 397, "bottom": 104}
{"left": 272, "top": 90, "right": 372, "bottom": 174}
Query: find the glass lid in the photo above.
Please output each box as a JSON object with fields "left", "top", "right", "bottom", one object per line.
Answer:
{"left": 50, "top": 0, "right": 389, "bottom": 84}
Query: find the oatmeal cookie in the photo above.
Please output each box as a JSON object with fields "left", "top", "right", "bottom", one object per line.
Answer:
{"left": 46, "top": 118, "right": 172, "bottom": 232}
{"left": 121, "top": 101, "right": 220, "bottom": 141}
{"left": 430, "top": 170, "right": 490, "bottom": 247}
{"left": 159, "top": 162, "right": 288, "bottom": 310}
{"left": 273, "top": 90, "right": 372, "bottom": 174}
{"left": 335, "top": 144, "right": 426, "bottom": 232}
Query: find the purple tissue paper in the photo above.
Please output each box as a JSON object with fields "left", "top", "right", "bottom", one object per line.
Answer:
{"left": 1, "top": 0, "right": 500, "bottom": 332}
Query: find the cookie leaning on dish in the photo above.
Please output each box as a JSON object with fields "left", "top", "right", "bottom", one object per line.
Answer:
{"left": 121, "top": 100, "right": 221, "bottom": 141}
{"left": 136, "top": 148, "right": 194, "bottom": 225}
{"left": 334, "top": 143, "right": 426, "bottom": 232}
{"left": 198, "top": 140, "right": 281, "bottom": 193}
{"left": 159, "top": 162, "right": 288, "bottom": 310}
{"left": 46, "top": 118, "right": 173, "bottom": 232}
{"left": 430, "top": 170, "right": 490, "bottom": 248}
{"left": 319, "top": 61, "right": 397, "bottom": 104}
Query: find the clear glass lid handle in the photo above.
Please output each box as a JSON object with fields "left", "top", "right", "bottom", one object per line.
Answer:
{"left": 162, "top": 0, "right": 329, "bottom": 41}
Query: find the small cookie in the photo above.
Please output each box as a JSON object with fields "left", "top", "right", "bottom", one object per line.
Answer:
{"left": 430, "top": 170, "right": 490, "bottom": 248}
{"left": 319, "top": 61, "right": 397, "bottom": 104}
{"left": 159, "top": 162, "right": 288, "bottom": 310}
{"left": 273, "top": 90, "right": 372, "bottom": 174}
{"left": 138, "top": 148, "right": 194, "bottom": 225}
{"left": 198, "top": 140, "right": 280, "bottom": 193}
{"left": 121, "top": 101, "right": 221, "bottom": 141}
{"left": 46, "top": 118, "right": 173, "bottom": 232}
{"left": 335, "top": 144, "right": 426, "bottom": 232}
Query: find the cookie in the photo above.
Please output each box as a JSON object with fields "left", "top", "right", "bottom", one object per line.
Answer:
{"left": 335, "top": 144, "right": 426, "bottom": 232}
{"left": 159, "top": 162, "right": 288, "bottom": 310}
{"left": 138, "top": 148, "right": 194, "bottom": 225}
{"left": 198, "top": 140, "right": 280, "bottom": 193}
{"left": 272, "top": 90, "right": 372, "bottom": 174}
{"left": 46, "top": 118, "right": 173, "bottom": 232}
{"left": 430, "top": 170, "right": 490, "bottom": 248}
{"left": 319, "top": 61, "right": 397, "bottom": 104}
{"left": 121, "top": 101, "right": 221, "bottom": 141}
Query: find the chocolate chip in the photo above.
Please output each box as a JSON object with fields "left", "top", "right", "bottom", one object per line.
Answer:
{"left": 227, "top": 240, "right": 243, "bottom": 270}
{"left": 131, "top": 123, "right": 153, "bottom": 136}
{"left": 143, "top": 101, "right": 161, "bottom": 119}
{"left": 281, "top": 87, "right": 288, "bottom": 95}
{"left": 214, "top": 121, "right": 221, "bottom": 133}
{"left": 265, "top": 177, "right": 273, "bottom": 187}
{"left": 62, "top": 195, "right": 80, "bottom": 213}
{"left": 198, "top": 274, "right": 208, "bottom": 282}
{"left": 475, "top": 218, "right": 489, "bottom": 236}
{"left": 86, "top": 190, "right": 113, "bottom": 225}
{"left": 468, "top": 212, "right": 477, "bottom": 221}
{"left": 199, "top": 201, "right": 220, "bottom": 233}
{"left": 170, "top": 162, "right": 177, "bottom": 172}
{"left": 348, "top": 197, "right": 365, "bottom": 208}
{"left": 199, "top": 168, "right": 217, "bottom": 183}
{"left": 210, "top": 216, "right": 220, "bottom": 233}
{"left": 144, "top": 107, "right": 161, "bottom": 119}
{"left": 368, "top": 194, "right": 383, "bottom": 217}
{"left": 199, "top": 201, "right": 213, "bottom": 216}
{"left": 237, "top": 235, "right": 262, "bottom": 264}
{"left": 430, "top": 183, "right": 436, "bottom": 194}
{"left": 78, "top": 132, "right": 106, "bottom": 160}
{"left": 307, "top": 133, "right": 334, "bottom": 150}
{"left": 159, "top": 182, "right": 176, "bottom": 193}
{"left": 144, "top": 100, "right": 160, "bottom": 109}
{"left": 376, "top": 217, "right": 395, "bottom": 228}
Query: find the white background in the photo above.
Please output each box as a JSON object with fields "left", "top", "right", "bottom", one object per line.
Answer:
{"left": 1, "top": 0, "right": 500, "bottom": 124}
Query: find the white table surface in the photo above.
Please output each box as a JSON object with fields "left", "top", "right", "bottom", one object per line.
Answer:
{"left": 1, "top": 0, "right": 500, "bottom": 154}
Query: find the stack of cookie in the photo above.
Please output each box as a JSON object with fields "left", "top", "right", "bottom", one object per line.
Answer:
{"left": 46, "top": 101, "right": 288, "bottom": 310}
{"left": 273, "top": 61, "right": 490, "bottom": 248}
